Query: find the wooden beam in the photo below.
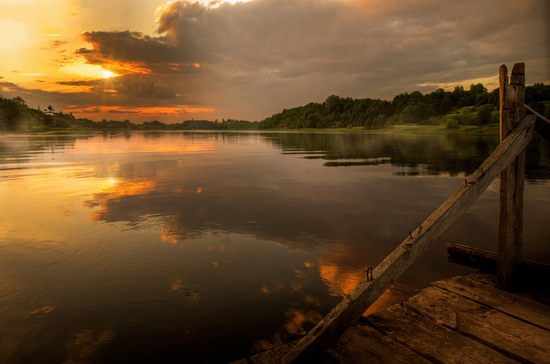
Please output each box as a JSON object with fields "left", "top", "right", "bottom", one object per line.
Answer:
{"left": 447, "top": 243, "right": 550, "bottom": 288}
{"left": 447, "top": 243, "right": 497, "bottom": 271}
{"left": 499, "top": 64, "right": 510, "bottom": 141}
{"left": 281, "top": 114, "right": 536, "bottom": 363}
{"left": 498, "top": 63, "right": 526, "bottom": 289}
{"left": 525, "top": 104, "right": 550, "bottom": 142}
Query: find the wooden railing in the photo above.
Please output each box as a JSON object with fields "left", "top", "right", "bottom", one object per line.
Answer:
{"left": 281, "top": 63, "right": 550, "bottom": 363}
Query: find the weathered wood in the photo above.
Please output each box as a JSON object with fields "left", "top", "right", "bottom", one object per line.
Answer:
{"left": 403, "top": 286, "right": 550, "bottom": 363}
{"left": 432, "top": 273, "right": 550, "bottom": 331}
{"left": 325, "top": 321, "right": 431, "bottom": 364}
{"left": 246, "top": 342, "right": 296, "bottom": 364}
{"left": 498, "top": 62, "right": 526, "bottom": 289}
{"left": 232, "top": 359, "right": 250, "bottom": 364}
{"left": 526, "top": 104, "right": 550, "bottom": 142}
{"left": 281, "top": 114, "right": 536, "bottom": 363}
{"left": 499, "top": 64, "right": 510, "bottom": 141}
{"left": 447, "top": 243, "right": 550, "bottom": 284}
{"left": 509, "top": 63, "right": 526, "bottom": 123}
{"left": 366, "top": 304, "right": 515, "bottom": 363}
{"left": 447, "top": 242, "right": 497, "bottom": 270}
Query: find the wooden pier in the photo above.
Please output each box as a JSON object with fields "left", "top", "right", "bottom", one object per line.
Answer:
{"left": 241, "top": 272, "right": 549, "bottom": 363}
{"left": 236, "top": 63, "right": 550, "bottom": 363}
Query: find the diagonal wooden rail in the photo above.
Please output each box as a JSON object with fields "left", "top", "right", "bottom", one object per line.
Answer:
{"left": 277, "top": 62, "right": 550, "bottom": 363}
{"left": 282, "top": 112, "right": 536, "bottom": 363}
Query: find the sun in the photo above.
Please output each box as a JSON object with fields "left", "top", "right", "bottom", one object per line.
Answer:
{"left": 60, "top": 62, "right": 120, "bottom": 79}
{"left": 101, "top": 70, "right": 118, "bottom": 79}
{"left": 0, "top": 19, "right": 28, "bottom": 51}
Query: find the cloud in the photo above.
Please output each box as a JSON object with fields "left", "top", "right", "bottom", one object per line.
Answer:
{"left": 78, "top": 31, "right": 178, "bottom": 65}
{"left": 100, "top": 0, "right": 547, "bottom": 76}
{"left": 69, "top": 0, "right": 548, "bottom": 121}
{"left": 1, "top": 78, "right": 210, "bottom": 122}
{"left": 57, "top": 80, "right": 98, "bottom": 86}
{"left": 4, "top": 0, "right": 549, "bottom": 122}
{"left": 57, "top": 74, "right": 177, "bottom": 99}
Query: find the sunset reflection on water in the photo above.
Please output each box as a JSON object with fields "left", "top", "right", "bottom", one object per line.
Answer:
{"left": 0, "top": 131, "right": 549, "bottom": 363}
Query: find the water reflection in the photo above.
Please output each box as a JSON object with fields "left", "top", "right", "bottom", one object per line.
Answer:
{"left": 263, "top": 132, "right": 550, "bottom": 180}
{"left": 0, "top": 131, "right": 548, "bottom": 363}
{"left": 65, "top": 325, "right": 114, "bottom": 364}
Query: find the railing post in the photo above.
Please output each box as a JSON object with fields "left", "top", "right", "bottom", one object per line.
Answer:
{"left": 498, "top": 63, "right": 526, "bottom": 289}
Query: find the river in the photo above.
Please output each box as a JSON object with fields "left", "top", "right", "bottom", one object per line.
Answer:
{"left": 0, "top": 131, "right": 549, "bottom": 363}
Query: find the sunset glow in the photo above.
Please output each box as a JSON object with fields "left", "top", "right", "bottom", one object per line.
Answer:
{"left": 60, "top": 63, "right": 120, "bottom": 80}
{"left": 0, "top": 0, "right": 548, "bottom": 123}
{"left": 101, "top": 70, "right": 119, "bottom": 79}
{"left": 0, "top": 20, "right": 28, "bottom": 51}
{"left": 65, "top": 105, "right": 215, "bottom": 120}
{"left": 1, "top": 2, "right": 550, "bottom": 362}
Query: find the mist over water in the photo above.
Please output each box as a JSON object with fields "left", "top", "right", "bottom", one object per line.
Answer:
{"left": 0, "top": 131, "right": 549, "bottom": 363}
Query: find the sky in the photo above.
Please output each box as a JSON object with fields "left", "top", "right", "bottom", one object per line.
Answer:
{"left": 0, "top": 0, "right": 549, "bottom": 123}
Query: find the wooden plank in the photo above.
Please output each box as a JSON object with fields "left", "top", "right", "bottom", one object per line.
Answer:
{"left": 232, "top": 359, "right": 250, "bottom": 364}
{"left": 325, "top": 321, "right": 432, "bottom": 364}
{"left": 432, "top": 273, "right": 550, "bottom": 331}
{"left": 281, "top": 114, "right": 536, "bottom": 363}
{"left": 499, "top": 64, "right": 510, "bottom": 141}
{"left": 366, "top": 304, "right": 515, "bottom": 364}
{"left": 526, "top": 104, "right": 550, "bottom": 142}
{"left": 447, "top": 243, "right": 550, "bottom": 284}
{"left": 403, "top": 286, "right": 550, "bottom": 363}
{"left": 498, "top": 62, "right": 526, "bottom": 289}
{"left": 509, "top": 63, "right": 526, "bottom": 123}
{"left": 247, "top": 342, "right": 296, "bottom": 364}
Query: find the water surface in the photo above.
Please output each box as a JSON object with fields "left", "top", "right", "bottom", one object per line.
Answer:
{"left": 1, "top": 131, "right": 549, "bottom": 363}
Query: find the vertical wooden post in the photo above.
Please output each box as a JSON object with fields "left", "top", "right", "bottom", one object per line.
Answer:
{"left": 498, "top": 63, "right": 526, "bottom": 289}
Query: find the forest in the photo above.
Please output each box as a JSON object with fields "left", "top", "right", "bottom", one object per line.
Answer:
{"left": 260, "top": 83, "right": 550, "bottom": 129}
{"left": 0, "top": 96, "right": 255, "bottom": 132}
{"left": 1, "top": 83, "right": 549, "bottom": 132}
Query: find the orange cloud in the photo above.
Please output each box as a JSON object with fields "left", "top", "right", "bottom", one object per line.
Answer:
{"left": 65, "top": 105, "right": 215, "bottom": 119}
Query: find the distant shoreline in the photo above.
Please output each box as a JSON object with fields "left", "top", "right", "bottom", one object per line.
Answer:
{"left": 0, "top": 124, "right": 501, "bottom": 136}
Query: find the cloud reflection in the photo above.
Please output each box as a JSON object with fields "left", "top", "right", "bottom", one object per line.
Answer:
{"left": 253, "top": 308, "right": 322, "bottom": 352}
{"left": 318, "top": 263, "right": 364, "bottom": 297}
{"left": 86, "top": 179, "right": 156, "bottom": 221}
{"left": 29, "top": 305, "right": 55, "bottom": 317}
{"left": 168, "top": 277, "right": 200, "bottom": 301}
{"left": 64, "top": 325, "right": 114, "bottom": 364}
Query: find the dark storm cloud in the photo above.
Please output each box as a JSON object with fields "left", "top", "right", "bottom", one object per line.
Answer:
{"left": 78, "top": 0, "right": 548, "bottom": 76}
{"left": 70, "top": 0, "right": 548, "bottom": 120}
{"left": 78, "top": 31, "right": 178, "bottom": 64}
{"left": 57, "top": 74, "right": 177, "bottom": 99}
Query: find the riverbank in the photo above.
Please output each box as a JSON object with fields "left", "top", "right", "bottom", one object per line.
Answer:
{"left": 1, "top": 123, "right": 501, "bottom": 136}
{"left": 260, "top": 123, "right": 500, "bottom": 135}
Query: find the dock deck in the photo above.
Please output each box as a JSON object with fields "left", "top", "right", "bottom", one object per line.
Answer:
{"left": 243, "top": 272, "right": 550, "bottom": 363}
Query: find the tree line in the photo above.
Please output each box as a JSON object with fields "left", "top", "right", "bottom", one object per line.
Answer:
{"left": 259, "top": 83, "right": 550, "bottom": 129}
{"left": 1, "top": 82, "right": 549, "bottom": 132}
{"left": 0, "top": 96, "right": 256, "bottom": 132}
